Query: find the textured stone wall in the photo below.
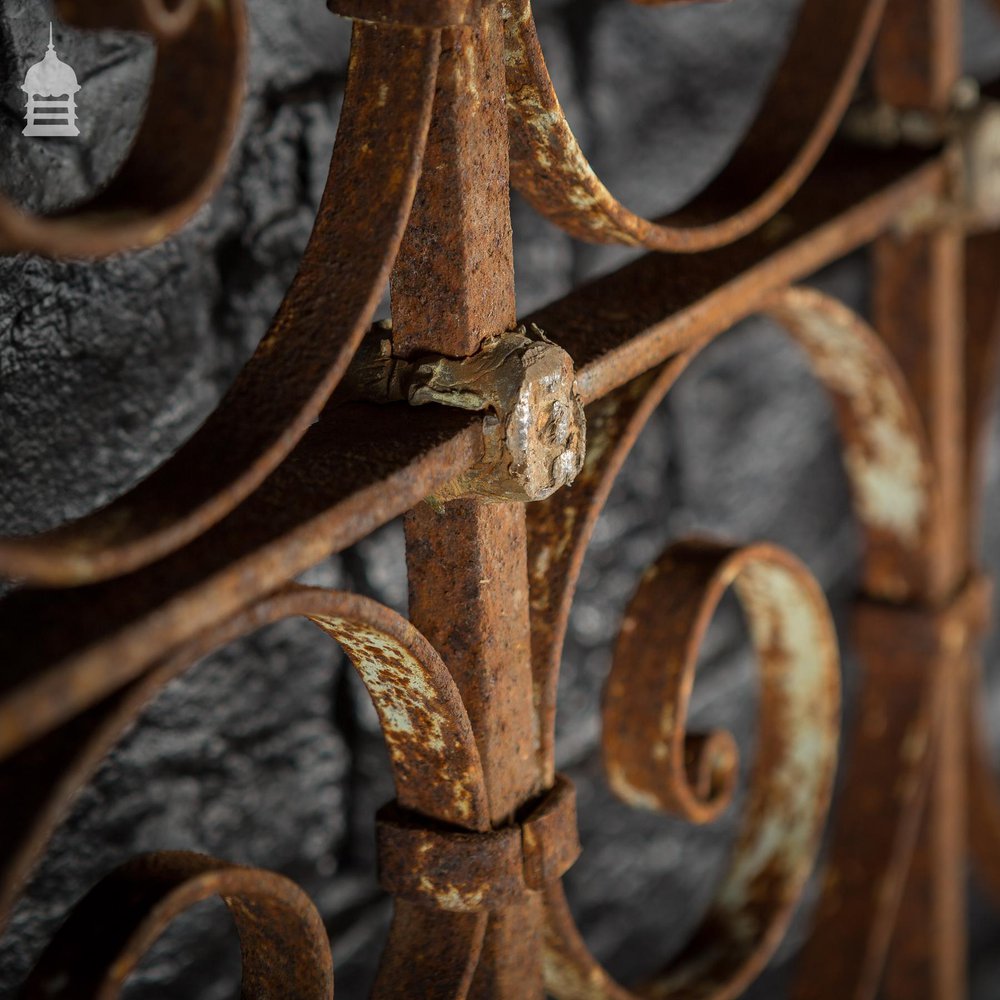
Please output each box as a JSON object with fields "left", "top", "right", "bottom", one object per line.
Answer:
{"left": 2, "top": 0, "right": 1000, "bottom": 996}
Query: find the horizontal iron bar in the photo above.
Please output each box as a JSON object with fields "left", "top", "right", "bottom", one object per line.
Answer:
{"left": 532, "top": 143, "right": 945, "bottom": 403}
{"left": 0, "top": 142, "right": 945, "bottom": 761}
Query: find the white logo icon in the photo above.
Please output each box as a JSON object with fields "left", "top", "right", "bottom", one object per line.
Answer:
{"left": 22, "top": 24, "right": 80, "bottom": 138}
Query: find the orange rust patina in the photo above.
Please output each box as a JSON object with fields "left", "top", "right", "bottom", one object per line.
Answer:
{"left": 3, "top": 0, "right": 1000, "bottom": 997}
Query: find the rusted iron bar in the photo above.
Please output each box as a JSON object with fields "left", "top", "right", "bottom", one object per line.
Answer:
{"left": 388, "top": 4, "right": 545, "bottom": 995}
{"left": 505, "top": 0, "right": 888, "bottom": 251}
{"left": 534, "top": 145, "right": 946, "bottom": 404}
{"left": 874, "top": 232, "right": 970, "bottom": 1000}
{"left": 6, "top": 0, "right": 1000, "bottom": 989}
{"left": 326, "top": 0, "right": 483, "bottom": 28}
{"left": 0, "top": 139, "right": 941, "bottom": 590}
{"left": 873, "top": 0, "right": 960, "bottom": 112}
{"left": 873, "top": 229, "right": 968, "bottom": 600}
{"left": 0, "top": 583, "right": 507, "bottom": 997}
{"left": 792, "top": 577, "right": 991, "bottom": 1000}
{"left": 869, "top": 7, "right": 969, "bottom": 994}
{"left": 0, "top": 144, "right": 947, "bottom": 764}
{"left": 796, "top": 3, "right": 981, "bottom": 996}
{"left": 871, "top": 0, "right": 966, "bottom": 596}
{"left": 0, "top": 20, "right": 440, "bottom": 586}
{"left": 965, "top": 229, "right": 1000, "bottom": 907}
{"left": 21, "top": 852, "right": 335, "bottom": 1000}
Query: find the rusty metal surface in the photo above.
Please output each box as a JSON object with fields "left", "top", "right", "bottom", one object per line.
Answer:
{"left": 505, "top": 0, "right": 887, "bottom": 251}
{"left": 968, "top": 647, "right": 1000, "bottom": 901}
{"left": 869, "top": 226, "right": 968, "bottom": 1000}
{"left": 0, "top": 584, "right": 494, "bottom": 907}
{"left": 873, "top": 0, "right": 960, "bottom": 112}
{"left": 964, "top": 229, "right": 1000, "bottom": 557}
{"left": 0, "top": 150, "right": 952, "bottom": 774}
{"left": 0, "top": 401, "right": 483, "bottom": 761}
{"left": 327, "top": 0, "right": 483, "bottom": 28}
{"left": 527, "top": 284, "right": 938, "bottom": 783}
{"left": 761, "top": 287, "right": 941, "bottom": 598}
{"left": 346, "top": 323, "right": 586, "bottom": 502}
{"left": 963, "top": 229, "right": 1000, "bottom": 906}
{"left": 3, "top": 0, "right": 1000, "bottom": 996}
{"left": 376, "top": 775, "right": 579, "bottom": 910}
{"left": 0, "top": 142, "right": 943, "bottom": 595}
{"left": 21, "top": 851, "right": 334, "bottom": 1000}
{"left": 538, "top": 540, "right": 839, "bottom": 1000}
{"left": 794, "top": 6, "right": 991, "bottom": 994}
{"left": 390, "top": 7, "right": 546, "bottom": 994}
{"left": 793, "top": 575, "right": 992, "bottom": 1000}
{"left": 0, "top": 20, "right": 440, "bottom": 586}
{"left": 1, "top": 584, "right": 501, "bottom": 998}
{"left": 531, "top": 145, "right": 947, "bottom": 405}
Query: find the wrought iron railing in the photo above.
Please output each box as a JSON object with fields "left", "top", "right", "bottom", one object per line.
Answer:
{"left": 1, "top": 0, "right": 1000, "bottom": 996}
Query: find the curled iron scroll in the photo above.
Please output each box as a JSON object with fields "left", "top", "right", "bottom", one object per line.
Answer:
{"left": 547, "top": 541, "right": 840, "bottom": 1000}
{"left": 21, "top": 852, "right": 335, "bottom": 1000}
{"left": 0, "top": 22, "right": 441, "bottom": 587}
{"left": 505, "top": 0, "right": 888, "bottom": 251}
{"left": 526, "top": 285, "right": 937, "bottom": 997}
{"left": 0, "top": 0, "right": 246, "bottom": 257}
{"left": 0, "top": 586, "right": 492, "bottom": 997}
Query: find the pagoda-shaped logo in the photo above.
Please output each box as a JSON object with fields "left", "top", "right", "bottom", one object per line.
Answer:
{"left": 21, "top": 24, "right": 80, "bottom": 137}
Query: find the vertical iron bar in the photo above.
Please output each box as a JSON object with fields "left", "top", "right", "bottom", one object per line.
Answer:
{"left": 873, "top": 222, "right": 969, "bottom": 1000}
{"left": 794, "top": 6, "right": 969, "bottom": 997}
{"left": 874, "top": 4, "right": 967, "bottom": 996}
{"left": 390, "top": 6, "right": 545, "bottom": 997}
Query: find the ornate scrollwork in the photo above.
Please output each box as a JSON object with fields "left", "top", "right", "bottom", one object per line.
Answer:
{"left": 4, "top": 0, "right": 998, "bottom": 993}
{"left": 0, "top": 19, "right": 441, "bottom": 586}
{"left": 20, "top": 851, "right": 335, "bottom": 1000}
{"left": 526, "top": 284, "right": 938, "bottom": 996}
{"left": 529, "top": 284, "right": 937, "bottom": 769}
{"left": 539, "top": 540, "right": 840, "bottom": 1000}
{"left": 505, "top": 0, "right": 888, "bottom": 251}
{"left": 0, "top": 585, "right": 495, "bottom": 998}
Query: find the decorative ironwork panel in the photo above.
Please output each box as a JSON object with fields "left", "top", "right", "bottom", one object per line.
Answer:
{"left": 1, "top": 0, "right": 1000, "bottom": 996}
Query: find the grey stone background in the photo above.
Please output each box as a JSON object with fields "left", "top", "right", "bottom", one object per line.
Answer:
{"left": 2, "top": 0, "right": 1000, "bottom": 996}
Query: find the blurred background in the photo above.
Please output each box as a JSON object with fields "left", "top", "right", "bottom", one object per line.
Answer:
{"left": 2, "top": 0, "right": 1000, "bottom": 995}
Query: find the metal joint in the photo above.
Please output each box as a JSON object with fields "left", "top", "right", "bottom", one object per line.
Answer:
{"left": 346, "top": 323, "right": 586, "bottom": 503}
{"left": 376, "top": 775, "right": 580, "bottom": 911}
{"left": 853, "top": 572, "right": 994, "bottom": 659}
{"left": 842, "top": 79, "right": 1000, "bottom": 232}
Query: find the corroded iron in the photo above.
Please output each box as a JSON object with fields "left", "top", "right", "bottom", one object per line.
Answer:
{"left": 794, "top": 5, "right": 988, "bottom": 994}
{"left": 0, "top": 19, "right": 441, "bottom": 586}
{"left": 505, "top": 0, "right": 888, "bottom": 251}
{"left": 842, "top": 81, "right": 1000, "bottom": 231}
{"left": 2, "top": 0, "right": 1000, "bottom": 997}
{"left": 794, "top": 573, "right": 992, "bottom": 1000}
{"left": 540, "top": 540, "right": 840, "bottom": 1000}
{"left": 527, "top": 284, "right": 939, "bottom": 783}
{"left": 346, "top": 323, "right": 586, "bottom": 502}
{"left": 0, "top": 585, "right": 498, "bottom": 999}
{"left": 328, "top": 0, "right": 483, "bottom": 27}
{"left": 22, "top": 852, "right": 335, "bottom": 1000}
{"left": 377, "top": 774, "right": 579, "bottom": 910}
